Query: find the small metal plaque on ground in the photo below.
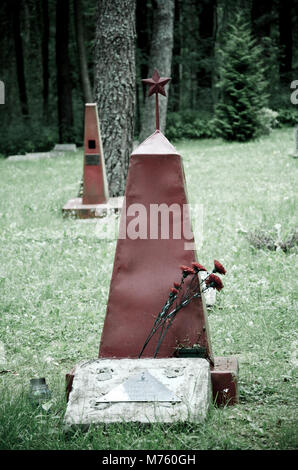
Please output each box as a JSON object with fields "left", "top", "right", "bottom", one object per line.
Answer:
{"left": 64, "top": 358, "right": 211, "bottom": 426}
{"left": 98, "top": 370, "right": 181, "bottom": 403}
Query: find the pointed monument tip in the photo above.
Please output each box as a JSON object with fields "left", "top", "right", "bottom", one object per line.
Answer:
{"left": 132, "top": 130, "right": 179, "bottom": 156}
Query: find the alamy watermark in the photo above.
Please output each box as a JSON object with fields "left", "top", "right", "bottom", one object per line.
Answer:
{"left": 0, "top": 81, "right": 4, "bottom": 104}
{"left": 94, "top": 199, "right": 204, "bottom": 251}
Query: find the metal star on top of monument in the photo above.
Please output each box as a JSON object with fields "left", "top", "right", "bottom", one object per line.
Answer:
{"left": 142, "top": 69, "right": 171, "bottom": 97}
{"left": 142, "top": 69, "right": 171, "bottom": 131}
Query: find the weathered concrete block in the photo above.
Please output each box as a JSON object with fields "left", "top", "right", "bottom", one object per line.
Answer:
{"left": 53, "top": 144, "right": 77, "bottom": 152}
{"left": 62, "top": 196, "right": 123, "bottom": 219}
{"left": 64, "top": 358, "right": 211, "bottom": 427}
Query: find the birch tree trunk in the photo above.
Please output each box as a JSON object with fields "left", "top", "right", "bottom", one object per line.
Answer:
{"left": 94, "top": 0, "right": 136, "bottom": 197}
{"left": 139, "top": 0, "right": 174, "bottom": 142}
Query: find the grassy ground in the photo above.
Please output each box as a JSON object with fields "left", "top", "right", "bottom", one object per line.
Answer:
{"left": 0, "top": 127, "right": 297, "bottom": 450}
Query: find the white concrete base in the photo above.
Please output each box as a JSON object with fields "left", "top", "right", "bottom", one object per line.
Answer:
{"left": 64, "top": 358, "right": 211, "bottom": 427}
{"left": 62, "top": 196, "right": 123, "bottom": 218}
{"left": 53, "top": 144, "right": 77, "bottom": 152}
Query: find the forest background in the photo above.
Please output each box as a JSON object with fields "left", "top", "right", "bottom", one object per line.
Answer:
{"left": 0, "top": 0, "right": 297, "bottom": 159}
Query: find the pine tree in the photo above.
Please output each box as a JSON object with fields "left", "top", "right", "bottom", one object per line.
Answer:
{"left": 214, "top": 14, "right": 268, "bottom": 142}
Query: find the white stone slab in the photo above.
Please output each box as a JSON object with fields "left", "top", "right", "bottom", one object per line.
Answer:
{"left": 62, "top": 196, "right": 123, "bottom": 218}
{"left": 64, "top": 358, "right": 211, "bottom": 427}
{"left": 53, "top": 144, "right": 77, "bottom": 152}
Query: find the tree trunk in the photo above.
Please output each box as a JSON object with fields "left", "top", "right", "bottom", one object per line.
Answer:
{"left": 139, "top": 0, "right": 174, "bottom": 142}
{"left": 74, "top": 0, "right": 93, "bottom": 104}
{"left": 251, "top": 0, "right": 273, "bottom": 38}
{"left": 56, "top": 0, "right": 73, "bottom": 143}
{"left": 171, "top": 0, "right": 181, "bottom": 112}
{"left": 136, "top": 0, "right": 151, "bottom": 102}
{"left": 279, "top": 0, "right": 293, "bottom": 82}
{"left": 41, "top": 0, "right": 49, "bottom": 123}
{"left": 197, "top": 0, "right": 215, "bottom": 89}
{"left": 94, "top": 0, "right": 136, "bottom": 197}
{"left": 212, "top": 0, "right": 232, "bottom": 108}
{"left": 11, "top": 0, "right": 29, "bottom": 118}
{"left": 136, "top": 0, "right": 152, "bottom": 134}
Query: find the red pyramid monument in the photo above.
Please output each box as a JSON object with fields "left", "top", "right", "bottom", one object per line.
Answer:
{"left": 97, "top": 71, "right": 239, "bottom": 405}
{"left": 82, "top": 103, "right": 109, "bottom": 205}
{"left": 98, "top": 128, "right": 213, "bottom": 360}
{"left": 63, "top": 103, "right": 122, "bottom": 218}
{"left": 66, "top": 72, "right": 238, "bottom": 405}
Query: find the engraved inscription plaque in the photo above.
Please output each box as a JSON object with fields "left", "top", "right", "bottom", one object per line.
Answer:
{"left": 85, "top": 154, "right": 100, "bottom": 166}
{"left": 97, "top": 370, "right": 181, "bottom": 403}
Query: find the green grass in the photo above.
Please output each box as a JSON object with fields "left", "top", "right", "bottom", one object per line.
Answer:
{"left": 0, "top": 128, "right": 297, "bottom": 450}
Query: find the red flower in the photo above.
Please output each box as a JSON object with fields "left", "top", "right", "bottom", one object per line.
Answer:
{"left": 192, "top": 262, "right": 207, "bottom": 273}
{"left": 173, "top": 282, "right": 180, "bottom": 289}
{"left": 205, "top": 274, "right": 224, "bottom": 291}
{"left": 213, "top": 260, "right": 226, "bottom": 275}
{"left": 179, "top": 265, "right": 195, "bottom": 277}
{"left": 170, "top": 287, "right": 178, "bottom": 296}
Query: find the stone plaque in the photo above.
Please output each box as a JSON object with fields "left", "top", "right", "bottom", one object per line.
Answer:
{"left": 85, "top": 154, "right": 100, "bottom": 166}
{"left": 64, "top": 358, "right": 211, "bottom": 426}
{"left": 98, "top": 370, "right": 181, "bottom": 403}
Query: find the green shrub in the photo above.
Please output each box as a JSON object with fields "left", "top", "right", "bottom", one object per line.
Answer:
{"left": 166, "top": 111, "right": 214, "bottom": 140}
{"left": 256, "top": 108, "right": 280, "bottom": 136}
{"left": 276, "top": 108, "right": 298, "bottom": 126}
{"left": 0, "top": 119, "right": 84, "bottom": 158}
{"left": 0, "top": 121, "right": 58, "bottom": 157}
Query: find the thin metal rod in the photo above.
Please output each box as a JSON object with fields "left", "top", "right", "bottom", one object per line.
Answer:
{"left": 155, "top": 93, "right": 159, "bottom": 130}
